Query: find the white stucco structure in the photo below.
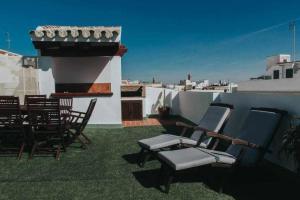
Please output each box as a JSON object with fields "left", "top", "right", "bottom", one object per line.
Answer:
{"left": 38, "top": 56, "right": 122, "bottom": 125}
{"left": 30, "top": 25, "right": 126, "bottom": 126}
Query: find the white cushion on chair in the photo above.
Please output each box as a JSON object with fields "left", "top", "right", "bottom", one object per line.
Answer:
{"left": 158, "top": 148, "right": 216, "bottom": 170}
{"left": 158, "top": 147, "right": 237, "bottom": 171}
{"left": 138, "top": 134, "right": 181, "bottom": 150}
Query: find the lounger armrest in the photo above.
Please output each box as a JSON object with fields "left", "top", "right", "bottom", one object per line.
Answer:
{"left": 176, "top": 122, "right": 195, "bottom": 129}
{"left": 176, "top": 122, "right": 214, "bottom": 133}
{"left": 232, "top": 138, "right": 261, "bottom": 149}
{"left": 206, "top": 131, "right": 234, "bottom": 142}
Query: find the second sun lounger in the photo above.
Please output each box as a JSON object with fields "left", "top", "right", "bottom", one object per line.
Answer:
{"left": 137, "top": 103, "right": 233, "bottom": 166}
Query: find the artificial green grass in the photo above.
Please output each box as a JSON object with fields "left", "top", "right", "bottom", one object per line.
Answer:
{"left": 0, "top": 125, "right": 298, "bottom": 200}
{"left": 0, "top": 125, "right": 235, "bottom": 200}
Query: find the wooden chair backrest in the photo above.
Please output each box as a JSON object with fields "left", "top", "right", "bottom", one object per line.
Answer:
{"left": 24, "top": 95, "right": 47, "bottom": 105}
{"left": 0, "top": 96, "right": 22, "bottom": 129}
{"left": 79, "top": 98, "right": 97, "bottom": 132}
{"left": 50, "top": 95, "right": 73, "bottom": 116}
{"left": 27, "top": 98, "right": 61, "bottom": 131}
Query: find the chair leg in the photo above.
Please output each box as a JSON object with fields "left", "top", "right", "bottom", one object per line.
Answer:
{"left": 29, "top": 142, "right": 37, "bottom": 159}
{"left": 61, "top": 135, "right": 66, "bottom": 152}
{"left": 18, "top": 143, "right": 25, "bottom": 160}
{"left": 77, "top": 137, "right": 87, "bottom": 149}
{"left": 56, "top": 145, "right": 61, "bottom": 160}
{"left": 81, "top": 132, "right": 91, "bottom": 144}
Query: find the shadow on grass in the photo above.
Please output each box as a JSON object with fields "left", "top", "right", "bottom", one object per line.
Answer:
{"left": 132, "top": 165, "right": 300, "bottom": 199}
{"left": 123, "top": 153, "right": 157, "bottom": 164}
{"left": 122, "top": 153, "right": 140, "bottom": 164}
{"left": 132, "top": 167, "right": 206, "bottom": 191}
{"left": 223, "top": 167, "right": 300, "bottom": 200}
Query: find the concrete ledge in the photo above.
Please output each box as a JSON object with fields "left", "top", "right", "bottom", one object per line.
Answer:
{"left": 86, "top": 124, "right": 123, "bottom": 129}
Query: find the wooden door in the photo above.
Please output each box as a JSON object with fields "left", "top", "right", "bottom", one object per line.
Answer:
{"left": 122, "top": 100, "right": 143, "bottom": 120}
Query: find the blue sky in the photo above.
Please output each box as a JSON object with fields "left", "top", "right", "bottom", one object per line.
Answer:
{"left": 0, "top": 0, "right": 300, "bottom": 83}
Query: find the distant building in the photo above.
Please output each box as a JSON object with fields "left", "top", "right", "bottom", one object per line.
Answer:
{"left": 266, "top": 54, "right": 297, "bottom": 79}
{"left": 195, "top": 80, "right": 209, "bottom": 89}
{"left": 238, "top": 54, "right": 300, "bottom": 92}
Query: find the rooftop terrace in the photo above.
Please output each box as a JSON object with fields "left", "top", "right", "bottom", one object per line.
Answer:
{"left": 1, "top": 126, "right": 298, "bottom": 200}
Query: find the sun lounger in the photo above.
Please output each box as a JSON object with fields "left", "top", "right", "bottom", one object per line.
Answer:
{"left": 157, "top": 107, "right": 287, "bottom": 193}
{"left": 137, "top": 103, "right": 234, "bottom": 166}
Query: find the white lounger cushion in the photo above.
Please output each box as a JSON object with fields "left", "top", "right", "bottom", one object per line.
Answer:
{"left": 138, "top": 105, "right": 231, "bottom": 150}
{"left": 138, "top": 134, "right": 185, "bottom": 150}
{"left": 158, "top": 147, "right": 236, "bottom": 170}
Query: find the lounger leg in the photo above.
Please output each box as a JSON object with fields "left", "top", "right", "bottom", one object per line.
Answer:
{"left": 164, "top": 168, "right": 174, "bottom": 194}
{"left": 141, "top": 152, "right": 151, "bottom": 167}
{"left": 138, "top": 148, "right": 151, "bottom": 167}
{"left": 157, "top": 164, "right": 165, "bottom": 186}
{"left": 218, "top": 168, "right": 234, "bottom": 193}
{"left": 137, "top": 148, "right": 145, "bottom": 166}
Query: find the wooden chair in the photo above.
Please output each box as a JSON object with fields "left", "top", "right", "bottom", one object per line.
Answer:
{"left": 27, "top": 98, "right": 65, "bottom": 160}
{"left": 0, "top": 96, "right": 25, "bottom": 159}
{"left": 67, "top": 98, "right": 97, "bottom": 148}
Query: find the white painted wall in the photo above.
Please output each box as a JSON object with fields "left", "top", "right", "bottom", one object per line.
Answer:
{"left": 38, "top": 56, "right": 122, "bottom": 125}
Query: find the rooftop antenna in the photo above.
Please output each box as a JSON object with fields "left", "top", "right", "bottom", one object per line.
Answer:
{"left": 5, "top": 32, "right": 11, "bottom": 50}
{"left": 289, "top": 21, "right": 296, "bottom": 61}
